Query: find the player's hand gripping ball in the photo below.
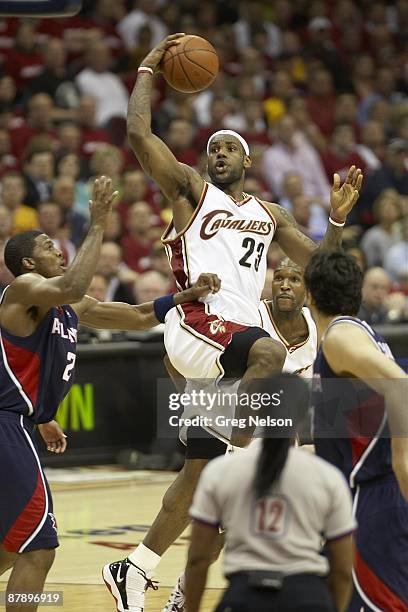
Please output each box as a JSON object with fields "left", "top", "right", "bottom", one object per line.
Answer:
{"left": 160, "top": 34, "right": 219, "bottom": 93}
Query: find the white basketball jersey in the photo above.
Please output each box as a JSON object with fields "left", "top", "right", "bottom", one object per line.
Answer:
{"left": 258, "top": 301, "right": 317, "bottom": 378}
{"left": 162, "top": 182, "right": 276, "bottom": 326}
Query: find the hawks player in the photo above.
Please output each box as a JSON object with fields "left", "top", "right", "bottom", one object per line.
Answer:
{"left": 0, "top": 177, "right": 220, "bottom": 612}
{"left": 103, "top": 33, "right": 363, "bottom": 612}
{"left": 259, "top": 258, "right": 317, "bottom": 378}
{"left": 306, "top": 251, "right": 408, "bottom": 611}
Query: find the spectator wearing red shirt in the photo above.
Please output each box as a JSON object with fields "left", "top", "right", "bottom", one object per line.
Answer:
{"left": 240, "top": 100, "right": 272, "bottom": 147}
{"left": 89, "top": 145, "right": 124, "bottom": 195}
{"left": 320, "top": 123, "right": 366, "bottom": 183}
{"left": 306, "top": 68, "right": 336, "bottom": 136}
{"left": 57, "top": 122, "right": 82, "bottom": 156}
{"left": 5, "top": 22, "right": 43, "bottom": 90}
{"left": 77, "top": 95, "right": 110, "bottom": 159}
{"left": 10, "top": 93, "right": 57, "bottom": 160}
{"left": 117, "top": 169, "right": 159, "bottom": 229}
{"left": 165, "top": 118, "right": 199, "bottom": 167}
{"left": 68, "top": 0, "right": 125, "bottom": 59}
{"left": 355, "top": 120, "right": 385, "bottom": 171}
{"left": 121, "top": 201, "right": 157, "bottom": 273}
{"left": 333, "top": 94, "right": 359, "bottom": 133}
{"left": 0, "top": 76, "right": 17, "bottom": 109}
{"left": 0, "top": 128, "right": 18, "bottom": 177}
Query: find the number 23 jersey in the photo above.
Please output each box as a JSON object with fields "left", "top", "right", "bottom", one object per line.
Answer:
{"left": 162, "top": 182, "right": 276, "bottom": 326}
{"left": 0, "top": 291, "right": 78, "bottom": 424}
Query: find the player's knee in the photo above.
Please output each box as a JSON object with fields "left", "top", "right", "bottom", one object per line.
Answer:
{"left": 248, "top": 337, "right": 285, "bottom": 374}
{"left": 0, "top": 551, "right": 16, "bottom": 575}
{"left": 21, "top": 549, "right": 55, "bottom": 574}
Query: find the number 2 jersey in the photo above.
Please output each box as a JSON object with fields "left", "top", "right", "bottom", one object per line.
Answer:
{"left": 0, "top": 287, "right": 78, "bottom": 424}
{"left": 313, "top": 316, "right": 394, "bottom": 487}
{"left": 162, "top": 182, "right": 276, "bottom": 326}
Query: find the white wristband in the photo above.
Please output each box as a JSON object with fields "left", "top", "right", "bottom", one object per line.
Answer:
{"left": 138, "top": 66, "right": 154, "bottom": 75}
{"left": 329, "top": 216, "right": 345, "bottom": 227}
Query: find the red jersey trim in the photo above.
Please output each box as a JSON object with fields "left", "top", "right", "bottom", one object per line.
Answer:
{"left": 3, "top": 470, "right": 46, "bottom": 553}
{"left": 354, "top": 547, "right": 408, "bottom": 611}
{"left": 177, "top": 303, "right": 249, "bottom": 351}
{"left": 255, "top": 198, "right": 278, "bottom": 231}
{"left": 2, "top": 337, "right": 40, "bottom": 409}
{"left": 161, "top": 182, "right": 208, "bottom": 244}
{"left": 228, "top": 193, "right": 252, "bottom": 207}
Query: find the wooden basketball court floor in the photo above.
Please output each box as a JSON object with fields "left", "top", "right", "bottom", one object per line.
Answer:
{"left": 0, "top": 468, "right": 225, "bottom": 611}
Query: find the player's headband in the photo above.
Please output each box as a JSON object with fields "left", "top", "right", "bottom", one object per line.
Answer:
{"left": 207, "top": 130, "right": 250, "bottom": 156}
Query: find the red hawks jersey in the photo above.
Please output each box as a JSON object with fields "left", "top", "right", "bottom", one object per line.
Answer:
{"left": 258, "top": 302, "right": 317, "bottom": 378}
{"left": 162, "top": 183, "right": 276, "bottom": 326}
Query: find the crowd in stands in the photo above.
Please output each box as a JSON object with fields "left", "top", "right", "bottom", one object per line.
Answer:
{"left": 0, "top": 0, "right": 406, "bottom": 336}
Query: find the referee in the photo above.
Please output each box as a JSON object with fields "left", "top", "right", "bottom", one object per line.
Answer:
{"left": 185, "top": 374, "right": 356, "bottom": 612}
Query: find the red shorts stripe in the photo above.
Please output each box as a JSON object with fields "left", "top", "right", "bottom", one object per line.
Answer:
{"left": 179, "top": 302, "right": 249, "bottom": 349}
{"left": 354, "top": 546, "right": 408, "bottom": 611}
{"left": 3, "top": 471, "right": 46, "bottom": 552}
{"left": 2, "top": 337, "right": 40, "bottom": 407}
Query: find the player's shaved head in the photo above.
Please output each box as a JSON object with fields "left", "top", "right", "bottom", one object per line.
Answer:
{"left": 275, "top": 257, "right": 302, "bottom": 274}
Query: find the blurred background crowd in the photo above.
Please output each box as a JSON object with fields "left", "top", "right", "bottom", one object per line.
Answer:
{"left": 0, "top": 0, "right": 406, "bottom": 335}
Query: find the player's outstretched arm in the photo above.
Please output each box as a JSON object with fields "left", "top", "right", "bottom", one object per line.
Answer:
{"left": 74, "top": 273, "right": 221, "bottom": 331}
{"left": 7, "top": 177, "right": 117, "bottom": 310}
{"left": 127, "top": 34, "right": 204, "bottom": 210}
{"left": 323, "top": 324, "right": 408, "bottom": 501}
{"left": 270, "top": 166, "right": 363, "bottom": 267}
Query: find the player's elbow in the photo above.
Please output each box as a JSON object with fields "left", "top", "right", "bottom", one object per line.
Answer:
{"left": 61, "top": 279, "right": 86, "bottom": 304}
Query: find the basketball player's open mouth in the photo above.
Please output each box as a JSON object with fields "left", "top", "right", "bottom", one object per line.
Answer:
{"left": 215, "top": 161, "right": 227, "bottom": 172}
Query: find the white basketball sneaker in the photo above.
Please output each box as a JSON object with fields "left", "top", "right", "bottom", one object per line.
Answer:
{"left": 162, "top": 573, "right": 186, "bottom": 612}
{"left": 103, "top": 557, "right": 158, "bottom": 612}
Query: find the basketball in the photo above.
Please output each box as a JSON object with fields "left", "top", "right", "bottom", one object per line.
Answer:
{"left": 160, "top": 35, "right": 219, "bottom": 94}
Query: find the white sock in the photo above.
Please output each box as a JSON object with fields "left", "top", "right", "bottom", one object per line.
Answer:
{"left": 128, "top": 543, "right": 161, "bottom": 574}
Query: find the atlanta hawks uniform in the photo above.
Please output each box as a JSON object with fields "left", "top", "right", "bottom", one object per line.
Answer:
{"left": 162, "top": 182, "right": 276, "bottom": 381}
{"left": 313, "top": 317, "right": 408, "bottom": 612}
{"left": 258, "top": 301, "right": 317, "bottom": 378}
{"left": 0, "top": 287, "right": 78, "bottom": 553}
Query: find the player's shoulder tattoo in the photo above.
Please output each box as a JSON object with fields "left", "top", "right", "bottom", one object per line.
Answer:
{"left": 262, "top": 201, "right": 297, "bottom": 227}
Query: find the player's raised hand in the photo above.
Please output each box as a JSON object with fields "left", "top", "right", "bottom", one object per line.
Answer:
{"left": 89, "top": 175, "right": 118, "bottom": 228}
{"left": 38, "top": 420, "right": 67, "bottom": 454}
{"left": 330, "top": 165, "right": 363, "bottom": 221}
{"left": 140, "top": 33, "right": 185, "bottom": 73}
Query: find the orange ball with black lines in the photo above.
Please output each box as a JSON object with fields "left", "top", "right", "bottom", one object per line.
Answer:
{"left": 160, "top": 35, "right": 219, "bottom": 93}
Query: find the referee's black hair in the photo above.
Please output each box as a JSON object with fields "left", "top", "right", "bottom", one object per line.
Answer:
{"left": 254, "top": 374, "right": 310, "bottom": 499}
{"left": 4, "top": 230, "right": 43, "bottom": 277}
{"left": 304, "top": 249, "right": 363, "bottom": 316}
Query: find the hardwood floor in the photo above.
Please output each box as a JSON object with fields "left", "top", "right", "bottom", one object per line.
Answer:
{"left": 0, "top": 469, "right": 225, "bottom": 611}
